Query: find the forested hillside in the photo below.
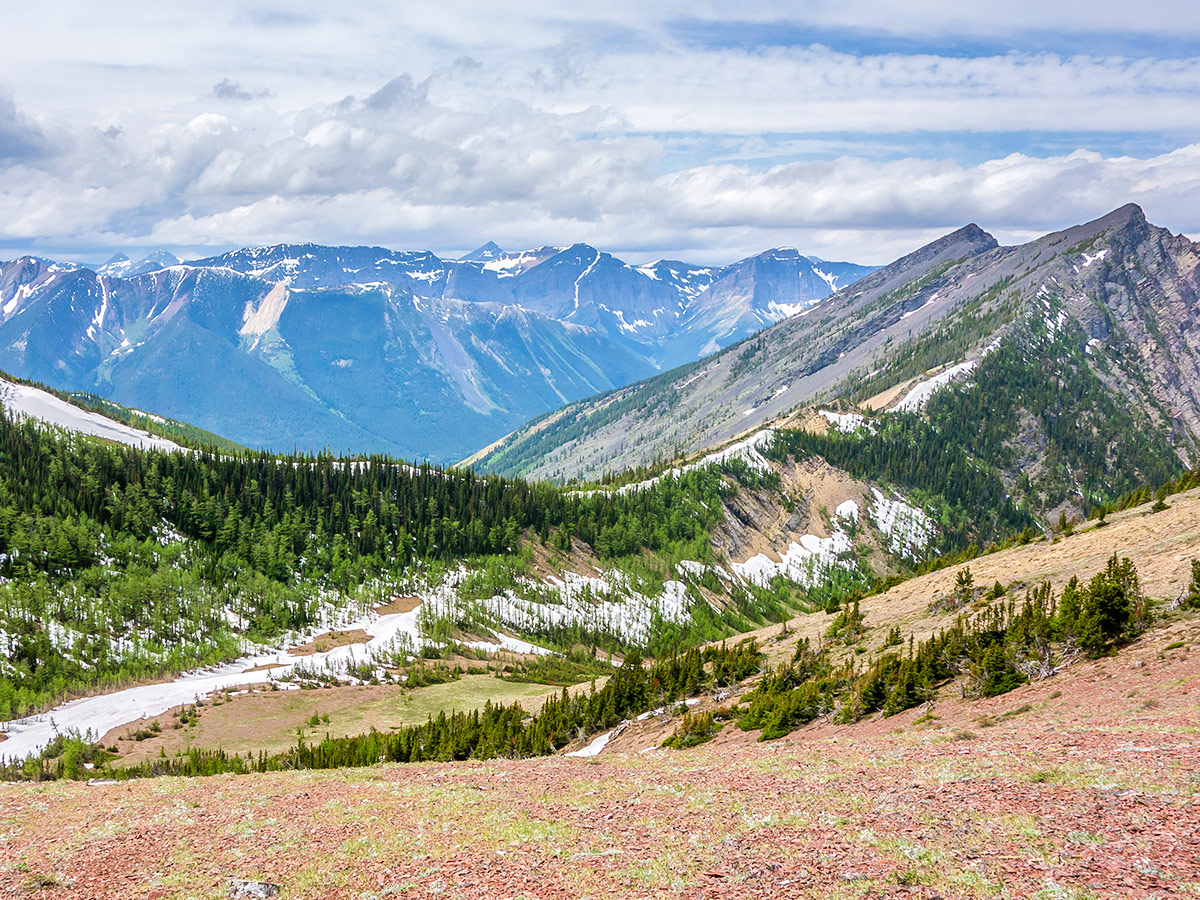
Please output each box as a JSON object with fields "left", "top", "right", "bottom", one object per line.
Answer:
{"left": 0, "top": 378, "right": 1076, "bottom": 730}
{"left": 0, "top": 411, "right": 748, "bottom": 720}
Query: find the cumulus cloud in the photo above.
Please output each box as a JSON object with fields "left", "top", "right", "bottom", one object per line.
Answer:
{"left": 0, "top": 90, "right": 52, "bottom": 161}
{"left": 1, "top": 4, "right": 1200, "bottom": 263}
{"left": 4, "top": 69, "right": 1200, "bottom": 264}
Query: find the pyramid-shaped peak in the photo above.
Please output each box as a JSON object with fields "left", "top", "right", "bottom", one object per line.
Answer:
{"left": 461, "top": 241, "right": 505, "bottom": 261}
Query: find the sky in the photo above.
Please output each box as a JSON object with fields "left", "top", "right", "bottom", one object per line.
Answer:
{"left": 2, "top": 1, "right": 1200, "bottom": 266}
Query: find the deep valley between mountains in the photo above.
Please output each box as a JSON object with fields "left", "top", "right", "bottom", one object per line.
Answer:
{"left": 1, "top": 204, "right": 1199, "bottom": 899}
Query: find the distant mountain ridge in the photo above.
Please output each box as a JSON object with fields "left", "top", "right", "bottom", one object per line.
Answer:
{"left": 0, "top": 240, "right": 874, "bottom": 460}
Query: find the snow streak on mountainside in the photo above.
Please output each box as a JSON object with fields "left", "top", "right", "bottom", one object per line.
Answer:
{"left": 472, "top": 205, "right": 1200, "bottom": 500}
{"left": 0, "top": 377, "right": 186, "bottom": 452}
{"left": 0, "top": 243, "right": 874, "bottom": 462}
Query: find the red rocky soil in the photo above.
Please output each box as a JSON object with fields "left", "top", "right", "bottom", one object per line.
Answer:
{"left": 2, "top": 613, "right": 1197, "bottom": 900}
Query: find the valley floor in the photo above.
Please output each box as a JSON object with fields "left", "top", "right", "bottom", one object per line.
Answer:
{"left": 2, "top": 611, "right": 1197, "bottom": 899}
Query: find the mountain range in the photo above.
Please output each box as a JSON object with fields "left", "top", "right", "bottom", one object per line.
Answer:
{"left": 471, "top": 204, "right": 1200, "bottom": 519}
{"left": 0, "top": 243, "right": 873, "bottom": 461}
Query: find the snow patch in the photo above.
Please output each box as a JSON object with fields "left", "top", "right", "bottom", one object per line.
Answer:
{"left": 0, "top": 379, "right": 185, "bottom": 453}
{"left": 901, "top": 292, "right": 938, "bottom": 320}
{"left": 733, "top": 530, "right": 854, "bottom": 589}
{"left": 835, "top": 500, "right": 860, "bottom": 522}
{"left": 869, "top": 488, "right": 935, "bottom": 559}
{"left": 565, "top": 730, "right": 612, "bottom": 758}
{"left": 893, "top": 361, "right": 978, "bottom": 412}
{"left": 818, "top": 409, "right": 874, "bottom": 434}
{"left": 766, "top": 300, "right": 810, "bottom": 319}
{"left": 464, "top": 630, "right": 553, "bottom": 656}
{"left": 604, "top": 429, "right": 776, "bottom": 496}
{"left": 811, "top": 266, "right": 839, "bottom": 292}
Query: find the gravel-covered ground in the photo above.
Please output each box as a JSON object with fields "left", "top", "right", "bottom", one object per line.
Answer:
{"left": 2, "top": 609, "right": 1197, "bottom": 900}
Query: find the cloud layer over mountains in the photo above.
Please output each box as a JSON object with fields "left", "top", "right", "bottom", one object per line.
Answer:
{"left": 1, "top": 2, "right": 1199, "bottom": 263}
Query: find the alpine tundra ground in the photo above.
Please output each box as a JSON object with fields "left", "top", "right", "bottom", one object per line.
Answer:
{"left": 3, "top": 493, "right": 1200, "bottom": 899}
{"left": 1, "top": 616, "right": 1196, "bottom": 900}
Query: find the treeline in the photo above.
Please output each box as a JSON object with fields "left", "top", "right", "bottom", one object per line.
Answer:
{"left": 7, "top": 640, "right": 764, "bottom": 781}
{"left": 923, "top": 336, "right": 1184, "bottom": 514}
{"left": 739, "top": 555, "right": 1150, "bottom": 740}
{"left": 1104, "top": 466, "right": 1200, "bottom": 517}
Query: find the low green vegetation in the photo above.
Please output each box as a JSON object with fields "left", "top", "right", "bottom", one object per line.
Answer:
{"left": 5, "top": 640, "right": 764, "bottom": 780}
{"left": 738, "top": 555, "right": 1150, "bottom": 741}
{"left": 0, "top": 409, "right": 738, "bottom": 719}
{"left": 662, "top": 710, "right": 724, "bottom": 749}
{"left": 496, "top": 651, "right": 617, "bottom": 686}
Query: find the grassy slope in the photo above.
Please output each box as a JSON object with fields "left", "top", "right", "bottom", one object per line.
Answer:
{"left": 741, "top": 482, "right": 1200, "bottom": 670}
{"left": 2, "top": 616, "right": 1195, "bottom": 899}
{"left": 101, "top": 675, "right": 573, "bottom": 763}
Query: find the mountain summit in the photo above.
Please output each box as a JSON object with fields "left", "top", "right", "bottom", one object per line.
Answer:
{"left": 460, "top": 241, "right": 505, "bottom": 261}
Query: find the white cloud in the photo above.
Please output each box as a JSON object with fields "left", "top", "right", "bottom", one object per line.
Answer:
{"left": 0, "top": 4, "right": 1199, "bottom": 263}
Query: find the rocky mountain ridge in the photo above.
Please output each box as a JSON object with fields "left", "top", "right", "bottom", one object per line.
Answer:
{"left": 0, "top": 242, "right": 873, "bottom": 460}
{"left": 471, "top": 204, "right": 1200, "bottom": 520}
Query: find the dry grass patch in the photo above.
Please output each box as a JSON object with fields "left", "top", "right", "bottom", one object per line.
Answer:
{"left": 288, "top": 628, "right": 370, "bottom": 655}
{"left": 104, "top": 676, "right": 563, "bottom": 763}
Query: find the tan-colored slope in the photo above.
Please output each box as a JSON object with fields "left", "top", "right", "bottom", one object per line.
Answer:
{"left": 744, "top": 484, "right": 1200, "bottom": 668}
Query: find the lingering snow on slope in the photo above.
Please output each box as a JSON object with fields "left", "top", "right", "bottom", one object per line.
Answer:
{"left": 607, "top": 308, "right": 652, "bottom": 334}
{"left": 1082, "top": 249, "right": 1110, "bottom": 267}
{"left": 901, "top": 292, "right": 939, "bottom": 320}
{"left": 686, "top": 428, "right": 775, "bottom": 475}
{"left": 480, "top": 248, "right": 559, "bottom": 278}
{"left": 811, "top": 265, "right": 839, "bottom": 292}
{"left": 819, "top": 409, "right": 874, "bottom": 434}
{"left": 892, "top": 360, "right": 978, "bottom": 412}
{"left": 572, "top": 250, "right": 602, "bottom": 311}
{"left": 420, "top": 565, "right": 692, "bottom": 647}
{"left": 565, "top": 729, "right": 613, "bottom": 757}
{"left": 0, "top": 378, "right": 186, "bottom": 453}
{"left": 597, "top": 428, "right": 776, "bottom": 496}
{"left": 733, "top": 529, "right": 854, "bottom": 589}
{"left": 766, "top": 300, "right": 810, "bottom": 319}
{"left": 869, "top": 488, "right": 935, "bottom": 559}
{"left": 464, "top": 630, "right": 553, "bottom": 656}
{"left": 0, "top": 601, "right": 425, "bottom": 760}
{"left": 835, "top": 499, "right": 860, "bottom": 522}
